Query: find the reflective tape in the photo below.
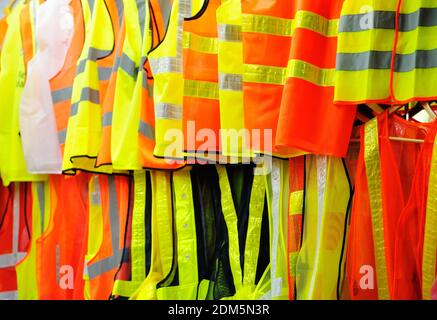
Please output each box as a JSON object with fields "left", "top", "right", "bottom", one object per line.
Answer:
{"left": 98, "top": 66, "right": 112, "bottom": 81}
{"left": 336, "top": 51, "right": 392, "bottom": 71}
{"left": 102, "top": 112, "right": 113, "bottom": 127}
{"left": 142, "top": 71, "right": 153, "bottom": 97}
{"left": 70, "top": 87, "right": 100, "bottom": 116}
{"left": 244, "top": 64, "right": 285, "bottom": 85}
{"left": 136, "top": 0, "right": 146, "bottom": 37}
{"left": 184, "top": 79, "right": 219, "bottom": 100}
{"left": 242, "top": 13, "right": 293, "bottom": 36}
{"left": 58, "top": 129, "right": 67, "bottom": 145}
{"left": 158, "top": 0, "right": 172, "bottom": 31}
{"left": 155, "top": 102, "right": 182, "bottom": 120}
{"left": 179, "top": 0, "right": 192, "bottom": 18}
{"left": 339, "top": 9, "right": 437, "bottom": 33}
{"left": 294, "top": 10, "right": 339, "bottom": 37}
{"left": 149, "top": 57, "right": 182, "bottom": 74}
{"left": 218, "top": 24, "right": 242, "bottom": 42}
{"left": 0, "top": 291, "right": 18, "bottom": 300}
{"left": 183, "top": 32, "right": 218, "bottom": 54}
{"left": 76, "top": 47, "right": 113, "bottom": 75}
{"left": 219, "top": 73, "right": 242, "bottom": 91}
{"left": 12, "top": 186, "right": 19, "bottom": 254}
{"left": 139, "top": 120, "right": 155, "bottom": 140}
{"left": 115, "top": 0, "right": 124, "bottom": 27}
{"left": 51, "top": 87, "right": 73, "bottom": 104}
{"left": 286, "top": 59, "right": 335, "bottom": 87}
{"left": 36, "top": 182, "right": 45, "bottom": 235}
{"left": 119, "top": 53, "right": 139, "bottom": 80}
{"left": 0, "top": 252, "right": 26, "bottom": 268}
{"left": 395, "top": 49, "right": 437, "bottom": 72}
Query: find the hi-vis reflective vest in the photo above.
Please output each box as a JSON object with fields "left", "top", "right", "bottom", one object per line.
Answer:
{"left": 149, "top": 0, "right": 204, "bottom": 159}
{"left": 335, "top": 0, "right": 437, "bottom": 105}
{"left": 117, "top": 171, "right": 173, "bottom": 299}
{"left": 84, "top": 175, "right": 130, "bottom": 300}
{"left": 393, "top": 120, "right": 437, "bottom": 300}
{"left": 346, "top": 111, "right": 434, "bottom": 300}
{"left": 62, "top": 0, "right": 124, "bottom": 175}
{"left": 241, "top": 0, "right": 300, "bottom": 158}
{"left": 50, "top": 0, "right": 88, "bottom": 161}
{"left": 0, "top": 183, "right": 28, "bottom": 300}
{"left": 0, "top": 0, "right": 47, "bottom": 186}
{"left": 182, "top": 0, "right": 221, "bottom": 156}
{"left": 275, "top": 0, "right": 357, "bottom": 158}
{"left": 295, "top": 155, "right": 351, "bottom": 300}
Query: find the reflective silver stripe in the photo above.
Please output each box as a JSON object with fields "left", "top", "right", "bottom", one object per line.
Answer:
{"left": 395, "top": 49, "right": 437, "bottom": 72}
{"left": 218, "top": 24, "right": 242, "bottom": 42}
{"left": 87, "top": 177, "right": 122, "bottom": 280}
{"left": 270, "top": 159, "right": 281, "bottom": 297}
{"left": 139, "top": 120, "right": 155, "bottom": 140}
{"left": 158, "top": 0, "right": 172, "bottom": 31}
{"left": 58, "top": 129, "right": 67, "bottom": 145}
{"left": 115, "top": 0, "right": 124, "bottom": 28}
{"left": 149, "top": 57, "right": 182, "bottom": 74}
{"left": 77, "top": 48, "right": 113, "bottom": 75}
{"left": 155, "top": 102, "right": 182, "bottom": 120}
{"left": 12, "top": 185, "right": 19, "bottom": 254}
{"left": 98, "top": 67, "right": 112, "bottom": 81}
{"left": 102, "top": 112, "right": 113, "bottom": 127}
{"left": 36, "top": 182, "right": 45, "bottom": 235}
{"left": 142, "top": 71, "right": 154, "bottom": 97}
{"left": 0, "top": 252, "right": 26, "bottom": 268}
{"left": 219, "top": 73, "right": 243, "bottom": 91}
{"left": 91, "top": 176, "right": 101, "bottom": 205}
{"left": 52, "top": 87, "right": 73, "bottom": 104}
{"left": 56, "top": 244, "right": 61, "bottom": 285}
{"left": 70, "top": 87, "right": 100, "bottom": 116}
{"left": 339, "top": 9, "right": 437, "bottom": 33}
{"left": 136, "top": 0, "right": 146, "bottom": 37}
{"left": 89, "top": 0, "right": 95, "bottom": 12}
{"left": 0, "top": 291, "right": 18, "bottom": 300}
{"left": 336, "top": 51, "right": 392, "bottom": 71}
{"left": 119, "top": 53, "right": 139, "bottom": 80}
{"left": 179, "top": 0, "right": 192, "bottom": 18}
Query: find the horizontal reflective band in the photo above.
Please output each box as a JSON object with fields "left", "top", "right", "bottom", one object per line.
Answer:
{"left": 219, "top": 73, "right": 243, "bottom": 91}
{"left": 119, "top": 53, "right": 139, "bottom": 79}
{"left": 184, "top": 79, "right": 219, "bottom": 100}
{"left": 286, "top": 59, "right": 335, "bottom": 87}
{"left": 336, "top": 51, "right": 392, "bottom": 71}
{"left": 183, "top": 32, "right": 218, "bottom": 54}
{"left": 294, "top": 10, "right": 339, "bottom": 37}
{"left": 243, "top": 64, "right": 285, "bottom": 85}
{"left": 87, "top": 249, "right": 123, "bottom": 280}
{"left": 102, "top": 112, "right": 113, "bottom": 127}
{"left": 149, "top": 57, "right": 181, "bottom": 74}
{"left": 52, "top": 87, "right": 73, "bottom": 104}
{"left": 155, "top": 103, "right": 182, "bottom": 120}
{"left": 339, "top": 9, "right": 437, "bottom": 33}
{"left": 58, "top": 129, "right": 67, "bottom": 145}
{"left": 395, "top": 49, "right": 437, "bottom": 72}
{"left": 98, "top": 67, "right": 112, "bottom": 81}
{"left": 77, "top": 47, "right": 113, "bottom": 75}
{"left": 70, "top": 87, "right": 100, "bottom": 116}
{"left": 242, "top": 13, "right": 293, "bottom": 36}
{"left": 139, "top": 120, "right": 155, "bottom": 140}
{"left": 0, "top": 291, "right": 18, "bottom": 300}
{"left": 0, "top": 252, "right": 26, "bottom": 268}
{"left": 218, "top": 24, "right": 242, "bottom": 42}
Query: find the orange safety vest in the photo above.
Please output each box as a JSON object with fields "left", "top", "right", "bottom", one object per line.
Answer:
{"left": 36, "top": 174, "right": 90, "bottom": 300}
{"left": 84, "top": 175, "right": 130, "bottom": 300}
{"left": 346, "top": 111, "right": 434, "bottom": 300}
{"left": 0, "top": 183, "right": 30, "bottom": 300}
{"left": 241, "top": 0, "right": 299, "bottom": 157}
{"left": 50, "top": 0, "right": 86, "bottom": 157}
{"left": 182, "top": 0, "right": 221, "bottom": 155}
{"left": 287, "top": 156, "right": 304, "bottom": 300}
{"left": 275, "top": 0, "right": 357, "bottom": 158}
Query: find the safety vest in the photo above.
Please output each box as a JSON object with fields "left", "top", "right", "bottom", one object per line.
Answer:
{"left": 149, "top": 0, "right": 204, "bottom": 159}
{"left": 50, "top": 0, "right": 88, "bottom": 161}
{"left": 116, "top": 171, "right": 173, "bottom": 299}
{"left": 0, "top": 183, "right": 28, "bottom": 300}
{"left": 335, "top": 0, "right": 437, "bottom": 105}
{"left": 275, "top": 0, "right": 357, "bottom": 158}
{"left": 15, "top": 181, "right": 50, "bottom": 300}
{"left": 181, "top": 0, "right": 221, "bottom": 156}
{"left": 287, "top": 156, "right": 304, "bottom": 300}
{"left": 62, "top": 0, "right": 124, "bottom": 175}
{"left": 240, "top": 0, "right": 300, "bottom": 158}
{"left": 0, "top": 0, "right": 46, "bottom": 186}
{"left": 27, "top": 174, "right": 90, "bottom": 300}
{"left": 295, "top": 155, "right": 351, "bottom": 300}
{"left": 83, "top": 175, "right": 130, "bottom": 300}
{"left": 346, "top": 111, "right": 434, "bottom": 300}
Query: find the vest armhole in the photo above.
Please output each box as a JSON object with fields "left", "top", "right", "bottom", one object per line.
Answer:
{"left": 184, "top": 0, "right": 209, "bottom": 22}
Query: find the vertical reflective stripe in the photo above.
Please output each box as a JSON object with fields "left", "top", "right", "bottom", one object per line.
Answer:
{"left": 56, "top": 244, "right": 61, "bottom": 285}
{"left": 58, "top": 130, "right": 67, "bottom": 145}
{"left": 270, "top": 160, "right": 282, "bottom": 297}
{"left": 0, "top": 253, "right": 26, "bottom": 268}
{"left": 158, "top": 0, "right": 172, "bottom": 31}
{"left": 131, "top": 171, "right": 146, "bottom": 282}
{"left": 219, "top": 73, "right": 242, "bottom": 91}
{"left": 115, "top": 0, "right": 124, "bottom": 28}
{"left": 36, "top": 182, "right": 45, "bottom": 235}
{"left": 98, "top": 66, "right": 113, "bottom": 81}
{"left": 216, "top": 165, "right": 243, "bottom": 291}
{"left": 102, "top": 112, "right": 113, "bottom": 127}
{"left": 422, "top": 138, "right": 437, "bottom": 300}
{"left": 136, "top": 0, "right": 146, "bottom": 38}
{"left": 364, "top": 119, "right": 390, "bottom": 300}
{"left": 139, "top": 120, "right": 155, "bottom": 140}
{"left": 0, "top": 291, "right": 18, "bottom": 300}
{"left": 12, "top": 184, "right": 19, "bottom": 254}
{"left": 243, "top": 171, "right": 265, "bottom": 288}
{"left": 173, "top": 170, "right": 198, "bottom": 285}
